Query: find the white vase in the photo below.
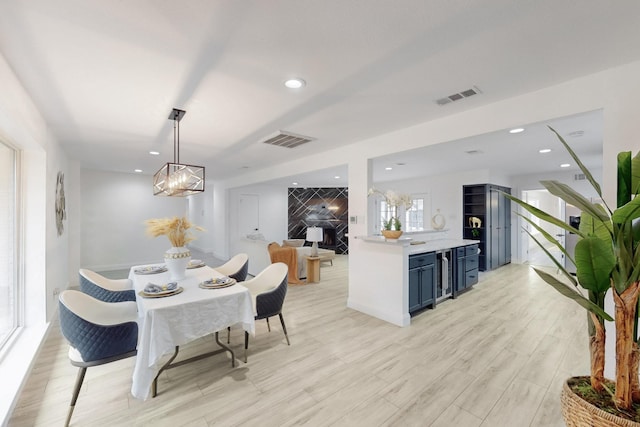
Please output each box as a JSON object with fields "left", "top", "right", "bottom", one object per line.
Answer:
{"left": 164, "top": 247, "right": 191, "bottom": 281}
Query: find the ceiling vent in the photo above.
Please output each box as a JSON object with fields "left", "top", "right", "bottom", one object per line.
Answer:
{"left": 436, "top": 86, "right": 482, "bottom": 106}
{"left": 574, "top": 173, "right": 586, "bottom": 181}
{"left": 261, "top": 131, "right": 315, "bottom": 148}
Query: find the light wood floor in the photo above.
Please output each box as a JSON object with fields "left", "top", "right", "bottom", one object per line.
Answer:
{"left": 8, "top": 257, "right": 587, "bottom": 426}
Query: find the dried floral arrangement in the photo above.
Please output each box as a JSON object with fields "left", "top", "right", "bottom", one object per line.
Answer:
{"left": 145, "top": 216, "right": 204, "bottom": 247}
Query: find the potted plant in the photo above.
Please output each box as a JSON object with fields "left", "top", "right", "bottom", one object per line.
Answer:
{"left": 505, "top": 127, "right": 640, "bottom": 425}
{"left": 368, "top": 187, "right": 412, "bottom": 239}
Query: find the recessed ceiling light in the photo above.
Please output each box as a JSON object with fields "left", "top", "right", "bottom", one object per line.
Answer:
{"left": 509, "top": 128, "right": 525, "bottom": 134}
{"left": 560, "top": 163, "right": 571, "bottom": 168}
{"left": 334, "top": 175, "right": 340, "bottom": 179}
{"left": 292, "top": 182, "right": 298, "bottom": 185}
{"left": 284, "top": 78, "right": 306, "bottom": 89}
{"left": 149, "top": 151, "right": 160, "bottom": 155}
{"left": 134, "top": 169, "right": 142, "bottom": 173}
{"left": 385, "top": 167, "right": 393, "bottom": 171}
{"left": 539, "top": 149, "right": 551, "bottom": 153}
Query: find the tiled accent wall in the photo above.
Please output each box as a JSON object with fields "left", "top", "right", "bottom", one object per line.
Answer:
{"left": 288, "top": 187, "right": 349, "bottom": 254}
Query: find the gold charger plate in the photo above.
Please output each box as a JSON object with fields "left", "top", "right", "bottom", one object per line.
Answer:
{"left": 138, "top": 287, "right": 184, "bottom": 298}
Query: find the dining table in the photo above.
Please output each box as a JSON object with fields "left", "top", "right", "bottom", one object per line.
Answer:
{"left": 128, "top": 263, "right": 255, "bottom": 400}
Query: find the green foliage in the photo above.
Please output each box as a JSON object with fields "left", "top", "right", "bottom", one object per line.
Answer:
{"left": 506, "top": 127, "right": 640, "bottom": 325}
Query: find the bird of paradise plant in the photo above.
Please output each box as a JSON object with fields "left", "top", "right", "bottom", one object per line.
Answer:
{"left": 505, "top": 127, "right": 640, "bottom": 411}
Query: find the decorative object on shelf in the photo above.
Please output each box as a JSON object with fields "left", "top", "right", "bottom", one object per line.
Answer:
{"left": 468, "top": 216, "right": 482, "bottom": 228}
{"left": 55, "top": 171, "right": 66, "bottom": 236}
{"left": 470, "top": 228, "right": 481, "bottom": 239}
{"left": 505, "top": 127, "right": 640, "bottom": 423}
{"left": 368, "top": 187, "right": 412, "bottom": 235}
{"left": 306, "top": 226, "right": 323, "bottom": 257}
{"left": 431, "top": 209, "right": 446, "bottom": 230}
{"left": 153, "top": 108, "right": 205, "bottom": 197}
{"left": 145, "top": 216, "right": 204, "bottom": 281}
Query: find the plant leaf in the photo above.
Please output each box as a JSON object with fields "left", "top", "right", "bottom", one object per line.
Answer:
{"left": 533, "top": 267, "right": 613, "bottom": 321}
{"left": 549, "top": 126, "right": 603, "bottom": 198}
{"left": 526, "top": 229, "right": 577, "bottom": 287}
{"left": 575, "top": 237, "right": 615, "bottom": 293}
{"left": 633, "top": 151, "right": 640, "bottom": 195}
{"left": 503, "top": 192, "right": 586, "bottom": 239}
{"left": 518, "top": 213, "right": 576, "bottom": 267}
{"left": 611, "top": 197, "right": 640, "bottom": 224}
{"left": 618, "top": 151, "right": 632, "bottom": 208}
{"left": 541, "top": 180, "right": 610, "bottom": 223}
{"left": 579, "top": 209, "right": 613, "bottom": 241}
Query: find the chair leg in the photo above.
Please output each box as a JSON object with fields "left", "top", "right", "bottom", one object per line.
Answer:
{"left": 266, "top": 317, "right": 271, "bottom": 332}
{"left": 244, "top": 331, "right": 249, "bottom": 363}
{"left": 65, "top": 366, "right": 87, "bottom": 427}
{"left": 227, "top": 326, "right": 231, "bottom": 344}
{"left": 278, "top": 313, "right": 290, "bottom": 346}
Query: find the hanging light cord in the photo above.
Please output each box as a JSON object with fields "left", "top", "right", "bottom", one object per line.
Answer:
{"left": 172, "top": 116, "right": 179, "bottom": 164}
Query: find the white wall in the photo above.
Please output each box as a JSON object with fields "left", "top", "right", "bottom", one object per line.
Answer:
{"left": 228, "top": 184, "right": 288, "bottom": 257}
{"left": 0, "top": 51, "right": 74, "bottom": 424}
{"left": 79, "top": 169, "right": 188, "bottom": 272}
{"left": 188, "top": 180, "right": 215, "bottom": 253}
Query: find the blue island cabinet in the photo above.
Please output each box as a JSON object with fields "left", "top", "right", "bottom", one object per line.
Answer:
{"left": 408, "top": 252, "right": 436, "bottom": 313}
{"left": 454, "top": 244, "right": 479, "bottom": 296}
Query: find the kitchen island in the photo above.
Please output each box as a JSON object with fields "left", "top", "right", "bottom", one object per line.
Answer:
{"left": 347, "top": 235, "right": 479, "bottom": 327}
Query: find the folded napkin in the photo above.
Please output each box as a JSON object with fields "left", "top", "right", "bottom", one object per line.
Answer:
{"left": 144, "top": 282, "right": 177, "bottom": 293}
{"left": 203, "top": 276, "right": 230, "bottom": 285}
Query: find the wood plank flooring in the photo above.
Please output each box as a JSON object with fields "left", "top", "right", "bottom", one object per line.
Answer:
{"left": 8, "top": 257, "right": 587, "bottom": 426}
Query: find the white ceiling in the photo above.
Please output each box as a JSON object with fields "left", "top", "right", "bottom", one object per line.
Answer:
{"left": 1, "top": 1, "right": 638, "bottom": 186}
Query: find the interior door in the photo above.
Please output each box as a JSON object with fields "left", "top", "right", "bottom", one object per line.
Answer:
{"left": 238, "top": 194, "right": 259, "bottom": 236}
{"left": 522, "top": 189, "right": 565, "bottom": 268}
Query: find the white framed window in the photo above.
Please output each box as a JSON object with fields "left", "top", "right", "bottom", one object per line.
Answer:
{"left": 405, "top": 198, "right": 424, "bottom": 231}
{"left": 0, "top": 141, "right": 17, "bottom": 349}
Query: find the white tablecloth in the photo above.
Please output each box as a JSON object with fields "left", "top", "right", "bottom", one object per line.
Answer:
{"left": 129, "top": 264, "right": 255, "bottom": 400}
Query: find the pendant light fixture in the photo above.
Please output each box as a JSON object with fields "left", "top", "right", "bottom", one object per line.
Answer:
{"left": 153, "top": 108, "right": 205, "bottom": 196}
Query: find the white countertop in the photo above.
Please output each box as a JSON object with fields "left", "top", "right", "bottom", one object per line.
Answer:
{"left": 356, "top": 235, "right": 478, "bottom": 254}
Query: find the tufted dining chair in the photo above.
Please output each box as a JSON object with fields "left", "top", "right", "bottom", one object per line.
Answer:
{"left": 240, "top": 262, "right": 290, "bottom": 362}
{"left": 79, "top": 268, "right": 136, "bottom": 302}
{"left": 214, "top": 253, "right": 249, "bottom": 282}
{"left": 58, "top": 290, "right": 138, "bottom": 427}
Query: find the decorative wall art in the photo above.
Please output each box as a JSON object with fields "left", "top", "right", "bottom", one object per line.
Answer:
{"left": 55, "top": 171, "right": 66, "bottom": 236}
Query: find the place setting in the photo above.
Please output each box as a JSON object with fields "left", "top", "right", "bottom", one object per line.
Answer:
{"left": 187, "top": 259, "right": 206, "bottom": 269}
{"left": 138, "top": 281, "right": 184, "bottom": 298}
{"left": 198, "top": 276, "right": 236, "bottom": 289}
{"left": 133, "top": 265, "right": 168, "bottom": 275}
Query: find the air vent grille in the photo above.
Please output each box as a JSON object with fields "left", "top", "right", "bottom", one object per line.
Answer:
{"left": 261, "top": 131, "right": 315, "bottom": 148}
{"left": 436, "top": 86, "right": 482, "bottom": 106}
{"left": 574, "top": 173, "right": 586, "bottom": 181}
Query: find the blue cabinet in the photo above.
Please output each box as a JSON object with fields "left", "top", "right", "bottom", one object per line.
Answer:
{"left": 454, "top": 244, "right": 479, "bottom": 296}
{"left": 408, "top": 253, "right": 436, "bottom": 313}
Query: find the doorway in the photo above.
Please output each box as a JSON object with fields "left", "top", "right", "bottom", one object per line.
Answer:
{"left": 521, "top": 189, "right": 565, "bottom": 268}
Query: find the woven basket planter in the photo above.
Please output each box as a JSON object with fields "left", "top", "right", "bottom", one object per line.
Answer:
{"left": 561, "top": 378, "right": 640, "bottom": 427}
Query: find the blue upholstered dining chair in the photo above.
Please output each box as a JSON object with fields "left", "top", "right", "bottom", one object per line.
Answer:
{"left": 240, "top": 262, "right": 290, "bottom": 362}
{"left": 214, "top": 253, "right": 249, "bottom": 282}
{"left": 79, "top": 268, "right": 136, "bottom": 302}
{"left": 58, "top": 290, "right": 138, "bottom": 427}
